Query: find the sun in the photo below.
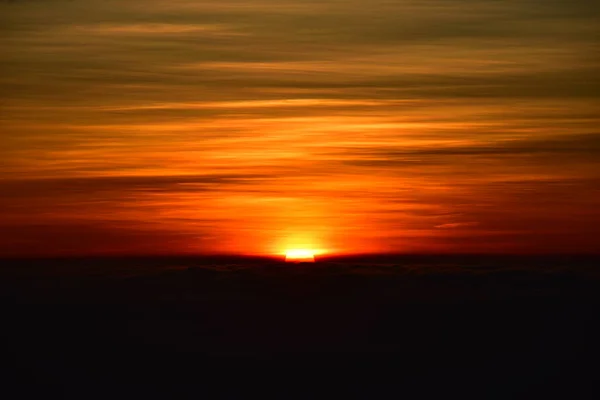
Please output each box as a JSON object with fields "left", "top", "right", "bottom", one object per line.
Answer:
{"left": 285, "top": 249, "right": 315, "bottom": 263}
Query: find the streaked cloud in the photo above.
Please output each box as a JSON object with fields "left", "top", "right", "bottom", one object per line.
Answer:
{"left": 1, "top": 0, "right": 599, "bottom": 255}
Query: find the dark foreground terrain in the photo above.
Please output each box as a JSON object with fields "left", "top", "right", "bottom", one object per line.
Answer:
{"left": 1, "top": 255, "right": 599, "bottom": 399}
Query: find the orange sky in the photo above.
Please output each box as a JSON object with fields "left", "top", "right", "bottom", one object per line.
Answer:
{"left": 1, "top": 0, "right": 599, "bottom": 256}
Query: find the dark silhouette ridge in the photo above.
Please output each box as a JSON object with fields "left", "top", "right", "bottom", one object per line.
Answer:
{"left": 1, "top": 255, "right": 598, "bottom": 399}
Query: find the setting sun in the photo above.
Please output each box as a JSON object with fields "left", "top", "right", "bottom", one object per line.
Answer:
{"left": 285, "top": 249, "right": 316, "bottom": 263}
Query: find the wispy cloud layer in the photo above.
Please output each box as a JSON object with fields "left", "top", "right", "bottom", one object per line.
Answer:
{"left": 1, "top": 0, "right": 599, "bottom": 255}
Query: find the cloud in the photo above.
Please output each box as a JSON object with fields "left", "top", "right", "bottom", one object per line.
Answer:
{"left": 435, "top": 222, "right": 479, "bottom": 229}
{"left": 0, "top": 0, "right": 599, "bottom": 255}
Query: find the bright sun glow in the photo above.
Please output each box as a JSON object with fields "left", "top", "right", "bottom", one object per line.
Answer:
{"left": 285, "top": 249, "right": 316, "bottom": 263}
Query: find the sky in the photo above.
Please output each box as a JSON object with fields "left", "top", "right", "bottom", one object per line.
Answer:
{"left": 1, "top": 0, "right": 599, "bottom": 257}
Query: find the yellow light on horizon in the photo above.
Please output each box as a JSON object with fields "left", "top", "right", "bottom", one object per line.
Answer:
{"left": 285, "top": 249, "right": 315, "bottom": 263}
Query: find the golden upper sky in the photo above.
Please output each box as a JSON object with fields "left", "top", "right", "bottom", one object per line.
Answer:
{"left": 1, "top": 0, "right": 599, "bottom": 256}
